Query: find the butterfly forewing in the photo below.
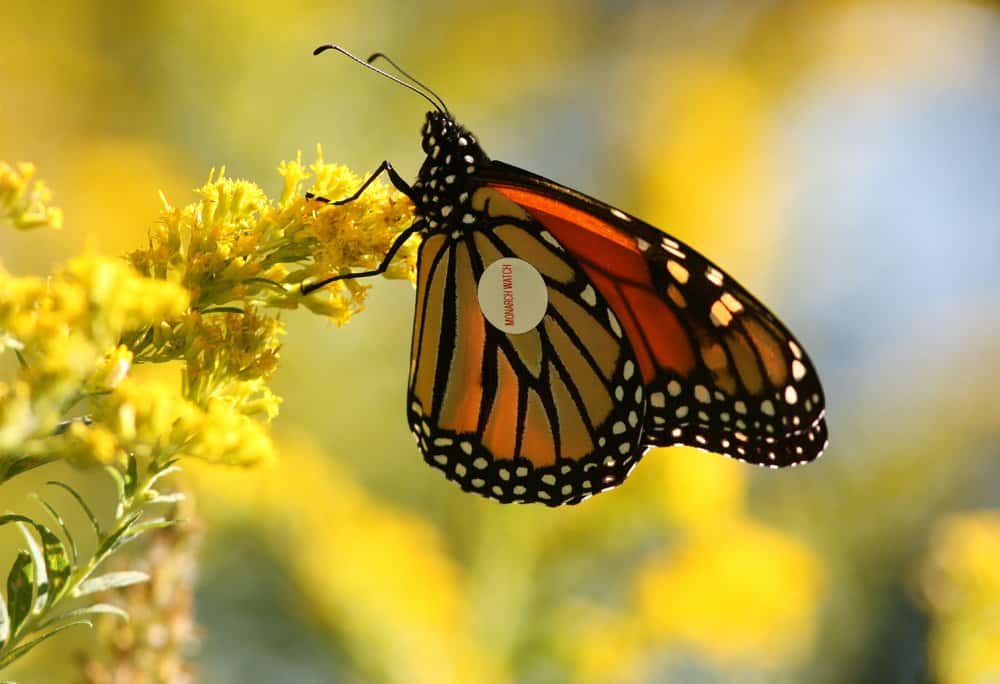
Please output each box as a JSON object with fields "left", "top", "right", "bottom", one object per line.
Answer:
{"left": 407, "top": 188, "right": 648, "bottom": 505}
{"left": 481, "top": 162, "right": 828, "bottom": 468}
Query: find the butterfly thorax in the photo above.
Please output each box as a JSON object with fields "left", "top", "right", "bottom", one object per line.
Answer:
{"left": 412, "top": 111, "right": 490, "bottom": 235}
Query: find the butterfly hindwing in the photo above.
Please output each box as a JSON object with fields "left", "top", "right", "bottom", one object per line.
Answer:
{"left": 480, "top": 161, "right": 828, "bottom": 468}
{"left": 407, "top": 188, "right": 649, "bottom": 505}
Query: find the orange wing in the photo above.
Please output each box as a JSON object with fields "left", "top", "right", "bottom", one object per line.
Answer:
{"left": 407, "top": 189, "right": 648, "bottom": 506}
{"left": 483, "top": 161, "right": 828, "bottom": 468}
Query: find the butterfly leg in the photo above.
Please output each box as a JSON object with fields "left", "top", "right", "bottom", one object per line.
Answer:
{"left": 305, "top": 160, "right": 418, "bottom": 205}
{"left": 300, "top": 220, "right": 424, "bottom": 295}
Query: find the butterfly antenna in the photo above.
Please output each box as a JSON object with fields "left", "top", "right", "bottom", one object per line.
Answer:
{"left": 313, "top": 44, "right": 444, "bottom": 113}
{"left": 367, "top": 52, "right": 449, "bottom": 114}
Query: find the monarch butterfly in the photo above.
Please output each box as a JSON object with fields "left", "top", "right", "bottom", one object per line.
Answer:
{"left": 305, "top": 46, "right": 828, "bottom": 506}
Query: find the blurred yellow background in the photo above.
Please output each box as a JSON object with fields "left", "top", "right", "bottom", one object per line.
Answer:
{"left": 3, "top": 0, "right": 1000, "bottom": 682}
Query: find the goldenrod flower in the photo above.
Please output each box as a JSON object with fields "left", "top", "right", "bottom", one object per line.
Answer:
{"left": 633, "top": 520, "right": 823, "bottom": 669}
{"left": 0, "top": 160, "right": 63, "bottom": 230}
{"left": 0, "top": 256, "right": 189, "bottom": 471}
{"left": 917, "top": 512, "right": 1000, "bottom": 684}
{"left": 128, "top": 148, "right": 417, "bottom": 326}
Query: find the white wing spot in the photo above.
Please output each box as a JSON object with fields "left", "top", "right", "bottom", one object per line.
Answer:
{"left": 663, "top": 244, "right": 686, "bottom": 259}
{"left": 675, "top": 405, "right": 689, "bottom": 418}
{"left": 581, "top": 285, "right": 597, "bottom": 306}
{"left": 651, "top": 392, "right": 666, "bottom": 408}
{"left": 612, "top": 421, "right": 626, "bottom": 435}
{"left": 734, "top": 400, "right": 747, "bottom": 414}
{"left": 611, "top": 208, "right": 631, "bottom": 221}
{"left": 694, "top": 385, "right": 711, "bottom": 403}
{"left": 538, "top": 231, "right": 561, "bottom": 250}
{"left": 623, "top": 360, "right": 634, "bottom": 380}
{"left": 608, "top": 310, "right": 623, "bottom": 338}
{"left": 761, "top": 400, "right": 776, "bottom": 416}
{"left": 615, "top": 386, "right": 624, "bottom": 401}
{"left": 460, "top": 441, "right": 473, "bottom": 454}
{"left": 441, "top": 205, "right": 453, "bottom": 217}
{"left": 541, "top": 474, "right": 557, "bottom": 485}
{"left": 516, "top": 466, "right": 528, "bottom": 477}
{"left": 706, "top": 266, "right": 724, "bottom": 286}
{"left": 785, "top": 386, "right": 798, "bottom": 404}
{"left": 462, "top": 213, "right": 476, "bottom": 224}
{"left": 721, "top": 292, "right": 743, "bottom": 313}
{"left": 433, "top": 437, "right": 453, "bottom": 446}
{"left": 628, "top": 410, "right": 639, "bottom": 427}
{"left": 455, "top": 463, "right": 467, "bottom": 477}
{"left": 667, "top": 260, "right": 689, "bottom": 284}
{"left": 667, "top": 380, "right": 682, "bottom": 397}
{"left": 636, "top": 237, "right": 650, "bottom": 252}
{"left": 710, "top": 300, "right": 733, "bottom": 327}
{"left": 473, "top": 457, "right": 488, "bottom": 469}
{"left": 434, "top": 454, "right": 448, "bottom": 464}
{"left": 789, "top": 340, "right": 803, "bottom": 359}
{"left": 792, "top": 359, "right": 807, "bottom": 381}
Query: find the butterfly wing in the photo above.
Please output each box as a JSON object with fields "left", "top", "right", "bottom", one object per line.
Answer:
{"left": 478, "top": 160, "right": 828, "bottom": 468}
{"left": 407, "top": 189, "right": 648, "bottom": 506}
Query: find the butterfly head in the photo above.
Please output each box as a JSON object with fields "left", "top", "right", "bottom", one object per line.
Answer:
{"left": 421, "top": 111, "right": 485, "bottom": 160}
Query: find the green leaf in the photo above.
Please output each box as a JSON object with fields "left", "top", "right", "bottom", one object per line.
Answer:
{"left": 31, "top": 493, "right": 78, "bottom": 566}
{"left": 0, "top": 572, "right": 9, "bottom": 650}
{"left": 129, "top": 517, "right": 182, "bottom": 535}
{"left": 46, "top": 481, "right": 102, "bottom": 539}
{"left": 146, "top": 464, "right": 181, "bottom": 489}
{"left": 10, "top": 517, "right": 71, "bottom": 606}
{"left": 0, "top": 517, "right": 48, "bottom": 612}
{"left": 35, "top": 603, "right": 128, "bottom": 631}
{"left": 74, "top": 571, "right": 149, "bottom": 598}
{"left": 0, "top": 620, "right": 92, "bottom": 670}
{"left": 94, "top": 511, "right": 142, "bottom": 560}
{"left": 146, "top": 492, "right": 186, "bottom": 506}
{"left": 104, "top": 465, "right": 127, "bottom": 518}
{"left": 124, "top": 454, "right": 139, "bottom": 499}
{"left": 5, "top": 551, "right": 34, "bottom": 638}
{"left": 0, "top": 456, "right": 56, "bottom": 484}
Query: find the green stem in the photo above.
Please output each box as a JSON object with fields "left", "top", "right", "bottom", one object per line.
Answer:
{"left": 0, "top": 461, "right": 170, "bottom": 669}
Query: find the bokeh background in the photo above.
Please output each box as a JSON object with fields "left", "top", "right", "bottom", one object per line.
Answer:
{"left": 3, "top": 0, "right": 1000, "bottom": 682}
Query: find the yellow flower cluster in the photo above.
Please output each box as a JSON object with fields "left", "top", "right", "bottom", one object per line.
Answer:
{"left": 0, "top": 161, "right": 63, "bottom": 231}
{"left": 127, "top": 149, "right": 417, "bottom": 325}
{"left": 561, "top": 448, "right": 824, "bottom": 680}
{"left": 0, "top": 255, "right": 188, "bottom": 471}
{"left": 917, "top": 512, "right": 1000, "bottom": 684}
{"left": 2, "top": 154, "right": 416, "bottom": 478}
